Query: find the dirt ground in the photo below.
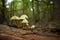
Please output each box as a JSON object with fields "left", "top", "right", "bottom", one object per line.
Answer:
{"left": 0, "top": 25, "right": 60, "bottom": 40}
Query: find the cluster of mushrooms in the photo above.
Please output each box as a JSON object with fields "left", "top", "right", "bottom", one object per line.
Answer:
{"left": 10, "top": 14, "right": 35, "bottom": 29}
{"left": 10, "top": 14, "right": 28, "bottom": 28}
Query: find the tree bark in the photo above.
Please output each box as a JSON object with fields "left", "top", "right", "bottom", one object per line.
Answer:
{"left": 0, "top": 0, "right": 6, "bottom": 24}
{"left": 53, "top": 0, "right": 60, "bottom": 22}
{"left": 32, "top": 0, "right": 36, "bottom": 23}
{"left": 35, "top": 0, "right": 40, "bottom": 22}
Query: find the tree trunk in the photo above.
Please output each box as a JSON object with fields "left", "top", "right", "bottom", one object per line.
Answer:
{"left": 35, "top": 0, "right": 40, "bottom": 22}
{"left": 0, "top": 0, "right": 6, "bottom": 24}
{"left": 53, "top": 0, "right": 60, "bottom": 22}
{"left": 32, "top": 0, "right": 36, "bottom": 23}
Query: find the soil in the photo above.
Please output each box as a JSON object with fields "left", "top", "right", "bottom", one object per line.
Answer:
{"left": 0, "top": 25, "right": 60, "bottom": 40}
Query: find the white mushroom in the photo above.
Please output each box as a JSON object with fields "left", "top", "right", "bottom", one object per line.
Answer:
{"left": 29, "top": 25, "right": 35, "bottom": 29}
{"left": 22, "top": 19, "right": 29, "bottom": 24}
{"left": 10, "top": 16, "right": 19, "bottom": 20}
{"left": 19, "top": 14, "right": 28, "bottom": 20}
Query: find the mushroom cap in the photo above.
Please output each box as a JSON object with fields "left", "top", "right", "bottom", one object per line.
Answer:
{"left": 30, "top": 25, "right": 35, "bottom": 29}
{"left": 19, "top": 14, "right": 28, "bottom": 19}
{"left": 10, "top": 16, "right": 19, "bottom": 20}
{"left": 22, "top": 19, "right": 29, "bottom": 24}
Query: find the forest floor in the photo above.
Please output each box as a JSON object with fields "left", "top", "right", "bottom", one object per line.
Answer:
{"left": 0, "top": 24, "right": 60, "bottom": 40}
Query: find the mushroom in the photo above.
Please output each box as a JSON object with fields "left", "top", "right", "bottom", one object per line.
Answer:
{"left": 10, "top": 16, "right": 20, "bottom": 28}
{"left": 19, "top": 14, "right": 28, "bottom": 19}
{"left": 10, "top": 16, "right": 19, "bottom": 20}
